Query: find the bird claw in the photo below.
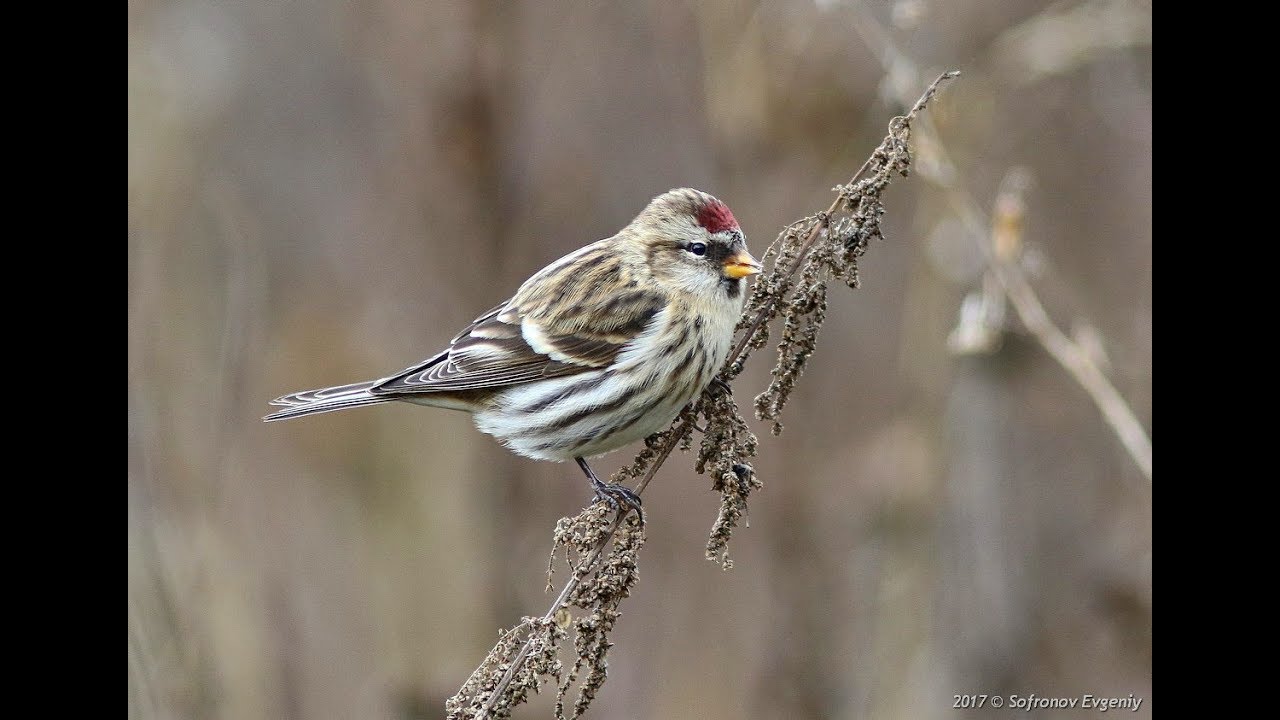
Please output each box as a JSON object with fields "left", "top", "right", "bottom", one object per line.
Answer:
{"left": 591, "top": 478, "right": 645, "bottom": 525}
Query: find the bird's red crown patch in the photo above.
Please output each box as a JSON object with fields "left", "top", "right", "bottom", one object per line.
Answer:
{"left": 696, "top": 201, "right": 738, "bottom": 234}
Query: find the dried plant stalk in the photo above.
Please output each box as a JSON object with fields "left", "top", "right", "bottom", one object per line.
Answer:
{"left": 447, "top": 71, "right": 960, "bottom": 720}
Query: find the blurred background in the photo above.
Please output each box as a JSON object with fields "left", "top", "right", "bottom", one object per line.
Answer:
{"left": 128, "top": 1, "right": 1151, "bottom": 718}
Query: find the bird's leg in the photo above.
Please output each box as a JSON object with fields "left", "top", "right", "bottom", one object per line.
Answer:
{"left": 686, "top": 379, "right": 732, "bottom": 433}
{"left": 576, "top": 457, "right": 644, "bottom": 524}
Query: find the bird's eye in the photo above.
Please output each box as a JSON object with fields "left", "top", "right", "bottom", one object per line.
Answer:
{"left": 688, "top": 242, "right": 707, "bottom": 256}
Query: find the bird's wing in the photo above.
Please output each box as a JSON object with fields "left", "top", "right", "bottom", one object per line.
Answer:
{"left": 371, "top": 247, "right": 666, "bottom": 396}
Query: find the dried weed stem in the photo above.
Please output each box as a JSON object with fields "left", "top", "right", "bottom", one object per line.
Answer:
{"left": 448, "top": 72, "right": 960, "bottom": 720}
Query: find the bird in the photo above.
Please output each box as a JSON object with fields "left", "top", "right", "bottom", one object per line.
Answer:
{"left": 264, "top": 188, "right": 761, "bottom": 521}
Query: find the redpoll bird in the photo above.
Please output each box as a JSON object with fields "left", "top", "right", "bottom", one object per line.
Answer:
{"left": 264, "top": 188, "right": 761, "bottom": 519}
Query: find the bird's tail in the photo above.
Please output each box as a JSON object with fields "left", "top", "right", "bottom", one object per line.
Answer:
{"left": 262, "top": 380, "right": 394, "bottom": 421}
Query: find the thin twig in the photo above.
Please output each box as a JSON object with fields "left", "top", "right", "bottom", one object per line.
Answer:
{"left": 725, "top": 72, "right": 957, "bottom": 374}
{"left": 948, "top": 179, "right": 1152, "bottom": 481}
{"left": 993, "top": 254, "right": 1152, "bottom": 479}
{"left": 937, "top": 140, "right": 1152, "bottom": 484}
{"left": 851, "top": 10, "right": 1151, "bottom": 482}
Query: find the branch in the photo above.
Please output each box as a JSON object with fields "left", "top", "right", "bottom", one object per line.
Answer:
{"left": 936, "top": 123, "right": 1152, "bottom": 485}
{"left": 851, "top": 10, "right": 1151, "bottom": 482}
{"left": 996, "top": 258, "right": 1153, "bottom": 479}
{"left": 984, "top": 174, "right": 1152, "bottom": 480}
{"left": 451, "top": 72, "right": 960, "bottom": 720}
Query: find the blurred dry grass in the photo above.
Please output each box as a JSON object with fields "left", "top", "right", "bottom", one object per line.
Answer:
{"left": 128, "top": 1, "right": 1151, "bottom": 718}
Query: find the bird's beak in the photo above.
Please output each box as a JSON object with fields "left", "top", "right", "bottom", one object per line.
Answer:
{"left": 722, "top": 249, "right": 763, "bottom": 279}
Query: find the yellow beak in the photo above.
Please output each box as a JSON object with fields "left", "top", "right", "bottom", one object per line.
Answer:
{"left": 722, "top": 249, "right": 763, "bottom": 279}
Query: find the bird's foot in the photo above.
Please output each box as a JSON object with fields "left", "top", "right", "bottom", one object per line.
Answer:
{"left": 590, "top": 476, "right": 645, "bottom": 525}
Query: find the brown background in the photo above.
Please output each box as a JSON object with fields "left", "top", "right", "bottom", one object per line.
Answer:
{"left": 128, "top": 1, "right": 1152, "bottom": 718}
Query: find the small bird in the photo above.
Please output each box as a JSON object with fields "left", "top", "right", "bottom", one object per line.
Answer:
{"left": 265, "top": 188, "right": 761, "bottom": 519}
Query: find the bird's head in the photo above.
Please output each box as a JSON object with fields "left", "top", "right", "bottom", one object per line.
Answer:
{"left": 626, "top": 188, "right": 762, "bottom": 300}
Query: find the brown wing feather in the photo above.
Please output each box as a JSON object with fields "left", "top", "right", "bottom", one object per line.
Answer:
{"left": 371, "top": 243, "right": 667, "bottom": 396}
